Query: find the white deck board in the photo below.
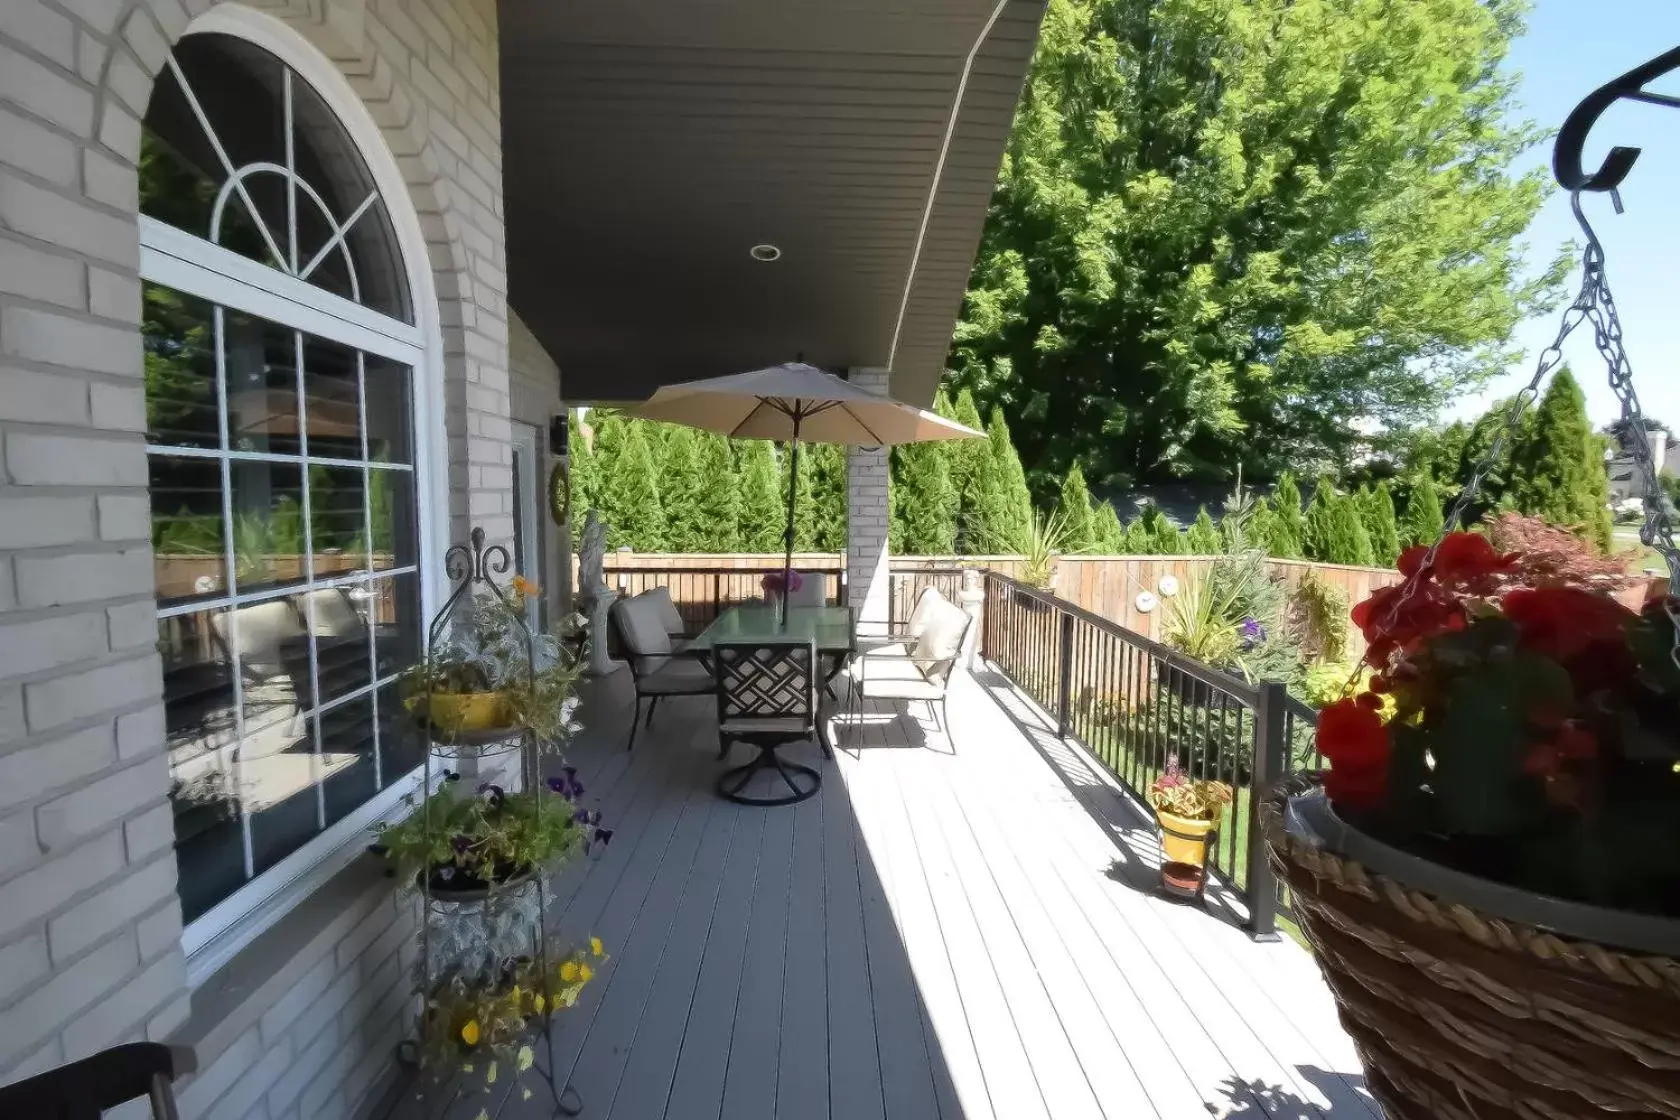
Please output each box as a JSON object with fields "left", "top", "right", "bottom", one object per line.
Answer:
{"left": 385, "top": 666, "right": 1371, "bottom": 1120}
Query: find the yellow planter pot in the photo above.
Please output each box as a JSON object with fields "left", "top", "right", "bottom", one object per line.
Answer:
{"left": 422, "top": 690, "right": 511, "bottom": 732}
{"left": 1156, "top": 808, "right": 1216, "bottom": 868}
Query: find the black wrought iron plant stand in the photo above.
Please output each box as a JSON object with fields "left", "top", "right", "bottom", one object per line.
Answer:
{"left": 403, "top": 528, "right": 581, "bottom": 1119}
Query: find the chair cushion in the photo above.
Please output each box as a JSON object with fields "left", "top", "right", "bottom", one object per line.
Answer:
{"left": 856, "top": 657, "right": 943, "bottom": 701}
{"left": 641, "top": 658, "right": 715, "bottom": 694}
{"left": 911, "top": 595, "right": 969, "bottom": 682}
{"left": 903, "top": 587, "right": 941, "bottom": 642}
{"left": 636, "top": 586, "right": 686, "bottom": 635}
{"left": 720, "top": 716, "right": 813, "bottom": 735}
{"left": 618, "top": 597, "right": 674, "bottom": 658}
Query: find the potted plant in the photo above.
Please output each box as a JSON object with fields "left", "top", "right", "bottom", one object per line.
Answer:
{"left": 404, "top": 575, "right": 583, "bottom": 740}
{"left": 1265, "top": 531, "right": 1680, "bottom": 1120}
{"left": 371, "top": 771, "right": 610, "bottom": 899}
{"left": 1146, "top": 755, "right": 1231, "bottom": 896}
{"left": 416, "top": 939, "right": 607, "bottom": 1099}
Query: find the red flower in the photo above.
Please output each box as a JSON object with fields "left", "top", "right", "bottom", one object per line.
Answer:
{"left": 1352, "top": 582, "right": 1464, "bottom": 667}
{"left": 1501, "top": 586, "right": 1636, "bottom": 694}
{"left": 1395, "top": 532, "right": 1515, "bottom": 588}
{"left": 1318, "top": 698, "right": 1391, "bottom": 810}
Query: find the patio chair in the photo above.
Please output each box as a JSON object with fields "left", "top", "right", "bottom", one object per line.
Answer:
{"left": 610, "top": 594, "right": 714, "bottom": 751}
{"left": 632, "top": 585, "right": 691, "bottom": 644}
{"left": 0, "top": 1041, "right": 195, "bottom": 1119}
{"left": 849, "top": 587, "right": 972, "bottom": 737}
{"left": 712, "top": 638, "right": 822, "bottom": 805}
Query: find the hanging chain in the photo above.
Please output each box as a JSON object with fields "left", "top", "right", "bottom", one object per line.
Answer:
{"left": 1378, "top": 188, "right": 1680, "bottom": 670}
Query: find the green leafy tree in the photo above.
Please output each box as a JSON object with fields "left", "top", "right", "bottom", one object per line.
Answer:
{"left": 1270, "top": 472, "right": 1305, "bottom": 559}
{"left": 972, "top": 409, "right": 1035, "bottom": 552}
{"left": 567, "top": 412, "right": 600, "bottom": 519}
{"left": 1329, "top": 491, "right": 1376, "bottom": 566}
{"left": 1362, "top": 481, "right": 1402, "bottom": 566}
{"left": 1153, "top": 519, "right": 1186, "bottom": 555}
{"left": 945, "top": 389, "right": 991, "bottom": 553}
{"left": 780, "top": 444, "right": 820, "bottom": 551}
{"left": 692, "top": 433, "right": 742, "bottom": 551}
{"left": 1093, "top": 500, "right": 1125, "bottom": 552}
{"left": 1186, "top": 506, "right": 1221, "bottom": 554}
{"left": 947, "top": 0, "right": 1563, "bottom": 492}
{"left": 891, "top": 439, "right": 957, "bottom": 554}
{"left": 1056, "top": 462, "right": 1097, "bottom": 552}
{"left": 1302, "top": 477, "right": 1338, "bottom": 562}
{"left": 597, "top": 422, "right": 665, "bottom": 550}
{"left": 1402, "top": 474, "right": 1446, "bottom": 550}
{"left": 1245, "top": 496, "right": 1283, "bottom": 557}
{"left": 1505, "top": 368, "right": 1613, "bottom": 551}
{"left": 1451, "top": 397, "right": 1529, "bottom": 522}
{"left": 806, "top": 443, "right": 849, "bottom": 552}
{"left": 658, "top": 427, "right": 710, "bottom": 552}
{"left": 736, "top": 441, "right": 786, "bottom": 552}
{"left": 1122, "top": 516, "right": 1155, "bottom": 554}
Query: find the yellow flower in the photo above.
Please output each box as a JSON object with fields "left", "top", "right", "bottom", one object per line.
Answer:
{"left": 533, "top": 993, "right": 545, "bottom": 1013}
{"left": 460, "top": 1020, "right": 480, "bottom": 1046}
{"left": 590, "top": 936, "right": 604, "bottom": 957}
{"left": 486, "top": 1060, "right": 498, "bottom": 1085}
{"left": 559, "top": 961, "right": 580, "bottom": 983}
{"left": 512, "top": 575, "right": 539, "bottom": 597}
{"left": 579, "top": 962, "right": 594, "bottom": 984}
{"left": 517, "top": 1046, "right": 534, "bottom": 1072}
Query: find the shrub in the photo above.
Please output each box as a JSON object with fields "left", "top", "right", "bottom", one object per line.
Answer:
{"left": 1289, "top": 569, "right": 1351, "bottom": 663}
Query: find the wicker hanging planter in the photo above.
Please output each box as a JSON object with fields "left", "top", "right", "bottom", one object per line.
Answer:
{"left": 1263, "top": 773, "right": 1680, "bottom": 1120}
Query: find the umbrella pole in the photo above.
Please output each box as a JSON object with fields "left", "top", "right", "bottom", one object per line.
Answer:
{"left": 782, "top": 413, "right": 800, "bottom": 628}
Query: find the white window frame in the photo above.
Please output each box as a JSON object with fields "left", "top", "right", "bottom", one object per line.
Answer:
{"left": 148, "top": 7, "right": 450, "bottom": 986}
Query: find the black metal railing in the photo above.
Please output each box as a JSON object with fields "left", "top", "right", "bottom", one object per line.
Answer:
{"left": 886, "top": 566, "right": 965, "bottom": 627}
{"left": 980, "top": 570, "right": 1317, "bottom": 938}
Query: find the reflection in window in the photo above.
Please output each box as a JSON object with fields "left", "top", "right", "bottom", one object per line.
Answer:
{"left": 139, "top": 32, "right": 410, "bottom": 321}
{"left": 147, "top": 281, "right": 421, "bottom": 924}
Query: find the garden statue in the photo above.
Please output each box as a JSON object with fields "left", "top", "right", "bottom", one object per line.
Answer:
{"left": 576, "top": 511, "right": 620, "bottom": 676}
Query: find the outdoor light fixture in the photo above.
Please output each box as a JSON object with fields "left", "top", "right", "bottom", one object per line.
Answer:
{"left": 749, "top": 243, "right": 782, "bottom": 262}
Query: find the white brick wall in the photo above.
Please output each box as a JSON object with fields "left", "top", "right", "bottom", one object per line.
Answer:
{"left": 0, "top": 0, "right": 515, "bottom": 1113}
{"left": 847, "top": 367, "right": 892, "bottom": 630}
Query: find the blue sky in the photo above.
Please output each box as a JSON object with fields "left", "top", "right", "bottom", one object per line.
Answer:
{"left": 1450, "top": 1, "right": 1680, "bottom": 430}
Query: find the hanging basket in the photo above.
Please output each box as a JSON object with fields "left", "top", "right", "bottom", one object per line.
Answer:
{"left": 1263, "top": 773, "right": 1680, "bottom": 1120}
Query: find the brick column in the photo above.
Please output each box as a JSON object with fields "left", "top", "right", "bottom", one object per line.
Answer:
{"left": 846, "top": 367, "right": 891, "bottom": 634}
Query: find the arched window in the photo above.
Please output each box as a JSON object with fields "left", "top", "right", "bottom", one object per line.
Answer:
{"left": 139, "top": 28, "right": 432, "bottom": 961}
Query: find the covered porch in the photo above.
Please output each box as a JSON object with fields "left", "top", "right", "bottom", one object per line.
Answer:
{"left": 389, "top": 664, "right": 1375, "bottom": 1119}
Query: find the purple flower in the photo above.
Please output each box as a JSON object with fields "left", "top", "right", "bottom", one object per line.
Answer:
{"left": 573, "top": 807, "right": 591, "bottom": 824}
{"left": 438, "top": 866, "right": 454, "bottom": 881}
{"left": 546, "top": 776, "right": 566, "bottom": 794}
{"left": 451, "top": 834, "right": 472, "bottom": 853}
{"left": 593, "top": 827, "right": 614, "bottom": 847}
{"left": 1239, "top": 616, "right": 1266, "bottom": 650}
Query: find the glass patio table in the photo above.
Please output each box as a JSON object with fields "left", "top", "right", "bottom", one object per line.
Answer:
{"left": 683, "top": 605, "right": 855, "bottom": 757}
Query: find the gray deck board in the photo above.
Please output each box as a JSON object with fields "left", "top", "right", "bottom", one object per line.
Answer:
{"left": 385, "top": 665, "right": 1373, "bottom": 1120}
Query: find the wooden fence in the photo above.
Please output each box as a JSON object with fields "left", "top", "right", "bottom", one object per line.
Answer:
{"left": 596, "top": 552, "right": 1404, "bottom": 650}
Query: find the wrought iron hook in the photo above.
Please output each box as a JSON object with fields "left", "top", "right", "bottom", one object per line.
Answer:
{"left": 1554, "top": 45, "right": 1680, "bottom": 192}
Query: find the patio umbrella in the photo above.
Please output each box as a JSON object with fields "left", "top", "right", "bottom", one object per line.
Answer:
{"left": 631, "top": 362, "right": 982, "bottom": 622}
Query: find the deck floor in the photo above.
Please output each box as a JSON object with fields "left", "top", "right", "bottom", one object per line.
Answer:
{"left": 391, "top": 662, "right": 1377, "bottom": 1120}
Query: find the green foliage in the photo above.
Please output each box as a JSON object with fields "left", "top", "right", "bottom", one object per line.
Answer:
{"left": 891, "top": 438, "right": 957, "bottom": 554}
{"left": 1186, "top": 506, "right": 1221, "bottom": 554}
{"left": 657, "top": 428, "right": 707, "bottom": 552}
{"left": 1056, "top": 462, "right": 1097, "bottom": 552}
{"left": 1302, "top": 477, "right": 1337, "bottom": 562}
{"left": 1505, "top": 368, "right": 1613, "bottom": 551}
{"left": 1290, "top": 569, "right": 1350, "bottom": 662}
{"left": 1020, "top": 506, "right": 1072, "bottom": 589}
{"left": 1122, "top": 516, "right": 1155, "bottom": 554}
{"left": 568, "top": 412, "right": 599, "bottom": 517}
{"left": 736, "top": 441, "right": 786, "bottom": 552}
{"left": 947, "top": 0, "right": 1563, "bottom": 490}
{"left": 1093, "top": 500, "right": 1125, "bottom": 552}
{"left": 780, "top": 443, "right": 819, "bottom": 551}
{"left": 1163, "top": 576, "right": 1242, "bottom": 665}
{"left": 1327, "top": 490, "right": 1375, "bottom": 566}
{"left": 1362, "top": 482, "right": 1402, "bottom": 566}
{"left": 972, "top": 409, "right": 1036, "bottom": 553}
{"left": 1271, "top": 473, "right": 1305, "bottom": 559}
{"left": 693, "top": 433, "right": 743, "bottom": 551}
{"left": 1402, "top": 473, "right": 1445, "bottom": 550}
{"left": 597, "top": 422, "right": 665, "bottom": 551}
{"left": 371, "top": 781, "right": 587, "bottom": 890}
{"left": 806, "top": 443, "right": 849, "bottom": 552}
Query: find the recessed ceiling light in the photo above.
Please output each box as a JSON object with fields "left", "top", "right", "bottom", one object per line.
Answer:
{"left": 750, "top": 244, "right": 782, "bottom": 262}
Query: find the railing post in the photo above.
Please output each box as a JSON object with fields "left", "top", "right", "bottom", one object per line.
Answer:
{"left": 1245, "top": 681, "right": 1288, "bottom": 941}
{"left": 1056, "top": 609, "right": 1075, "bottom": 738}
